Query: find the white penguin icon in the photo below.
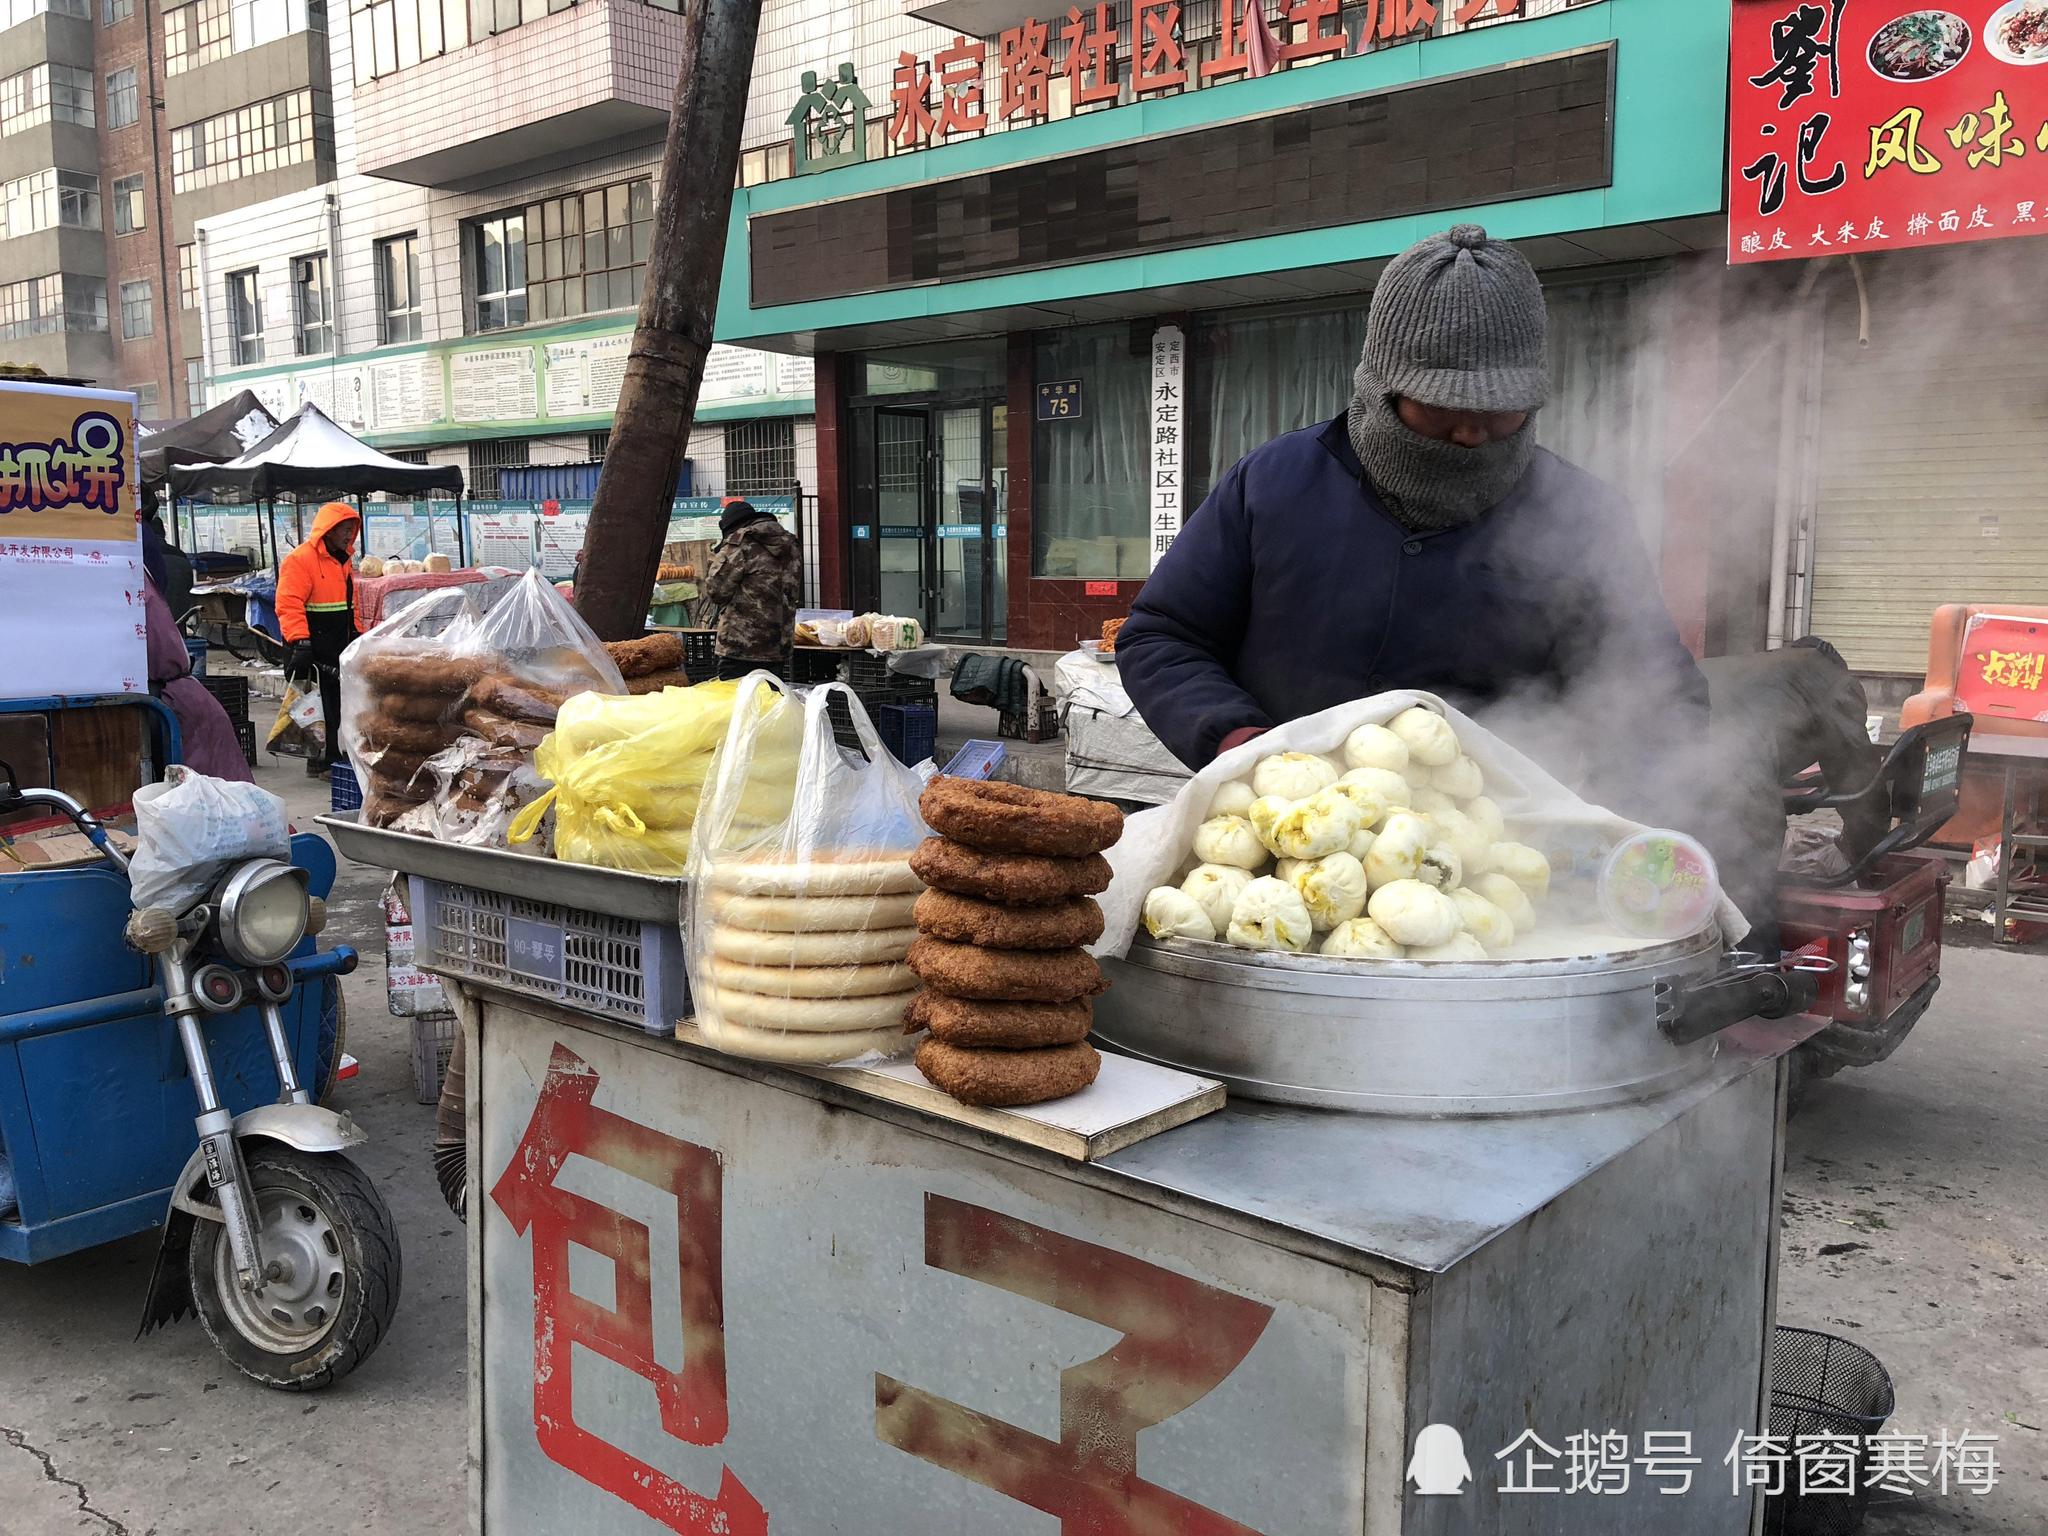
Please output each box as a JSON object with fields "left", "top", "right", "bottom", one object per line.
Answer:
{"left": 1407, "top": 1423, "right": 1473, "bottom": 1496}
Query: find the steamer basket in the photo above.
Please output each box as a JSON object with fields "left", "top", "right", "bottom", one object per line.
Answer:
{"left": 1094, "top": 927, "right": 1726, "bottom": 1116}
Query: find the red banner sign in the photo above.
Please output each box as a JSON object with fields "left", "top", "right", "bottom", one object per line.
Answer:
{"left": 1730, "top": 0, "right": 2048, "bottom": 262}
{"left": 1955, "top": 612, "right": 2048, "bottom": 722}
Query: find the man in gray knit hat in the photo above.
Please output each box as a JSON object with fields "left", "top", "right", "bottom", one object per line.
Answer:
{"left": 1117, "top": 224, "right": 1708, "bottom": 828}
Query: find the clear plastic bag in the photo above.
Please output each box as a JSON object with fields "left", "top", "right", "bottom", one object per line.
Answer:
{"left": 506, "top": 681, "right": 756, "bottom": 873}
{"left": 338, "top": 571, "right": 623, "bottom": 832}
{"left": 130, "top": 766, "right": 290, "bottom": 911}
{"left": 686, "top": 677, "right": 930, "bottom": 1065}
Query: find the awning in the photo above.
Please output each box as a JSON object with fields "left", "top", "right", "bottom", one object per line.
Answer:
{"left": 165, "top": 400, "right": 465, "bottom": 501}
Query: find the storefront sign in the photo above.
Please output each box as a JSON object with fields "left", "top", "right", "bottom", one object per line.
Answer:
{"left": 1730, "top": 0, "right": 2048, "bottom": 263}
{"left": 1148, "top": 324, "right": 1185, "bottom": 572}
{"left": 1085, "top": 579, "right": 1119, "bottom": 595}
{"left": 800, "top": 0, "right": 1527, "bottom": 155}
{"left": 1956, "top": 612, "right": 2048, "bottom": 723}
{"left": 1036, "top": 379, "right": 1084, "bottom": 421}
{"left": 0, "top": 382, "right": 146, "bottom": 698}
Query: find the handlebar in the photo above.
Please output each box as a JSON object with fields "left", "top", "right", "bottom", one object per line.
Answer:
{"left": 0, "top": 779, "right": 131, "bottom": 874}
{"left": 1781, "top": 713, "right": 1974, "bottom": 889}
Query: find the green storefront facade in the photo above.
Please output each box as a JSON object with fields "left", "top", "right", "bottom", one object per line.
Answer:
{"left": 719, "top": 0, "right": 1742, "bottom": 651}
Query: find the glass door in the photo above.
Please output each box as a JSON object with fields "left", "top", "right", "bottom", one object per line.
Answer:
{"left": 934, "top": 405, "right": 986, "bottom": 640}
{"left": 874, "top": 407, "right": 931, "bottom": 631}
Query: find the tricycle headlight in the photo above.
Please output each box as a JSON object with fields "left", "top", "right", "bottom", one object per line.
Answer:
{"left": 215, "top": 860, "right": 309, "bottom": 967}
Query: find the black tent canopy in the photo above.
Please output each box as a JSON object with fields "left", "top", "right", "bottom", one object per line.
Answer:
{"left": 137, "top": 389, "right": 280, "bottom": 501}
{"left": 165, "top": 400, "right": 464, "bottom": 501}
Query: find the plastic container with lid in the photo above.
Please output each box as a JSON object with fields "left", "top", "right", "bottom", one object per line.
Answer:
{"left": 1599, "top": 828, "right": 1720, "bottom": 941}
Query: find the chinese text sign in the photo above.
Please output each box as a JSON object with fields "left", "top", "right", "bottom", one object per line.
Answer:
{"left": 1730, "top": 0, "right": 2048, "bottom": 262}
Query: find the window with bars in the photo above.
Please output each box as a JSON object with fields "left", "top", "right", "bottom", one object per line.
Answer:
{"left": 292, "top": 251, "right": 330, "bottom": 354}
{"left": 120, "top": 278, "right": 152, "bottom": 338}
{"left": 171, "top": 90, "right": 331, "bottom": 193}
{"left": 185, "top": 358, "right": 203, "bottom": 412}
{"left": 723, "top": 417, "right": 797, "bottom": 498}
{"left": 106, "top": 67, "right": 137, "bottom": 128}
{"left": 0, "top": 274, "right": 106, "bottom": 339}
{"left": 166, "top": 0, "right": 325, "bottom": 75}
{"left": 466, "top": 437, "right": 528, "bottom": 498}
{"left": 226, "top": 267, "right": 262, "bottom": 364}
{"left": 178, "top": 243, "right": 199, "bottom": 309}
{"left": 376, "top": 232, "right": 422, "bottom": 343}
{"left": 585, "top": 430, "right": 609, "bottom": 460}
{"left": 466, "top": 176, "right": 651, "bottom": 333}
{"left": 0, "top": 169, "right": 100, "bottom": 238}
{"left": 112, "top": 173, "right": 144, "bottom": 234}
{"left": 1, "top": 64, "right": 97, "bottom": 132}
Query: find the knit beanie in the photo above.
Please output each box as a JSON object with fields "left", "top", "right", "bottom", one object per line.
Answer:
{"left": 718, "top": 499, "right": 771, "bottom": 538}
{"left": 1360, "top": 224, "right": 1550, "bottom": 413}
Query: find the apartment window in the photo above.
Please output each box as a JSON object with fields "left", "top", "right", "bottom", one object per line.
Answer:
{"left": 346, "top": 0, "right": 468, "bottom": 81}
{"left": 1, "top": 273, "right": 107, "bottom": 339}
{"left": 1, "top": 65, "right": 97, "bottom": 132}
{"left": 466, "top": 437, "right": 527, "bottom": 499}
{"left": 292, "top": 251, "right": 330, "bottom": 355}
{"left": 469, "top": 209, "right": 525, "bottom": 332}
{"left": 120, "top": 278, "right": 152, "bottom": 338}
{"left": 724, "top": 418, "right": 796, "bottom": 497}
{"left": 106, "top": 68, "right": 137, "bottom": 129}
{"left": 134, "top": 382, "right": 158, "bottom": 412}
{"left": 0, "top": 169, "right": 100, "bottom": 238}
{"left": 178, "top": 242, "right": 199, "bottom": 309}
{"left": 376, "top": 231, "right": 420, "bottom": 342}
{"left": 166, "top": 0, "right": 327, "bottom": 75}
{"left": 170, "top": 90, "right": 331, "bottom": 193}
{"left": 185, "top": 358, "right": 203, "bottom": 412}
{"left": 585, "top": 430, "right": 609, "bottom": 459}
{"left": 103, "top": 0, "right": 131, "bottom": 20}
{"left": 111, "top": 172, "right": 145, "bottom": 234}
{"left": 0, "top": 0, "right": 90, "bottom": 26}
{"left": 469, "top": 176, "right": 650, "bottom": 332}
{"left": 226, "top": 267, "right": 262, "bottom": 364}
{"left": 64, "top": 273, "right": 105, "bottom": 331}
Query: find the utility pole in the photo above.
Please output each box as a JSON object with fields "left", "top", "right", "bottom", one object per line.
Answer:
{"left": 575, "top": 0, "right": 764, "bottom": 640}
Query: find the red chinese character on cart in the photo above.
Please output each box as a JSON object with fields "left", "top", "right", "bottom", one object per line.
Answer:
{"left": 877, "top": 1193, "right": 1276, "bottom": 1533}
{"left": 890, "top": 51, "right": 937, "bottom": 146}
{"left": 933, "top": 35, "right": 987, "bottom": 136}
{"left": 1132, "top": 0, "right": 1186, "bottom": 94}
{"left": 998, "top": 17, "right": 1053, "bottom": 121}
{"left": 490, "top": 1043, "right": 765, "bottom": 1536}
{"left": 1063, "top": 3, "right": 1121, "bottom": 106}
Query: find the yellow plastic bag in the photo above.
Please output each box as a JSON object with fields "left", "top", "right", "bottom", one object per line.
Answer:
{"left": 509, "top": 681, "right": 793, "bottom": 873}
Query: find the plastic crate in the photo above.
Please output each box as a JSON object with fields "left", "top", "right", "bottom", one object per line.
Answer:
{"left": 199, "top": 672, "right": 249, "bottom": 724}
{"left": 681, "top": 630, "right": 718, "bottom": 683}
{"left": 408, "top": 875, "right": 688, "bottom": 1036}
{"left": 876, "top": 702, "right": 937, "bottom": 766}
{"left": 233, "top": 717, "right": 257, "bottom": 766}
{"left": 410, "top": 1011, "right": 458, "bottom": 1105}
{"left": 790, "top": 649, "right": 841, "bottom": 686}
{"left": 330, "top": 760, "right": 363, "bottom": 813}
{"left": 845, "top": 652, "right": 897, "bottom": 691}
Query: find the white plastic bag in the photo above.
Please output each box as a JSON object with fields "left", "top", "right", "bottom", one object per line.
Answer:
{"left": 1095, "top": 689, "right": 1748, "bottom": 959}
{"left": 686, "top": 677, "right": 929, "bottom": 1065}
{"left": 130, "top": 766, "right": 290, "bottom": 911}
{"left": 289, "top": 689, "right": 324, "bottom": 732}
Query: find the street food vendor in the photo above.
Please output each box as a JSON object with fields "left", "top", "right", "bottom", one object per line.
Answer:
{"left": 1116, "top": 225, "right": 1708, "bottom": 826}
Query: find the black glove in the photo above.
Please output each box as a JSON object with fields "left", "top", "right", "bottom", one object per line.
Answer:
{"left": 285, "top": 641, "right": 318, "bottom": 683}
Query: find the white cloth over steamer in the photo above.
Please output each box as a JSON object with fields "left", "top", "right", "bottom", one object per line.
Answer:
{"left": 1093, "top": 690, "right": 1745, "bottom": 959}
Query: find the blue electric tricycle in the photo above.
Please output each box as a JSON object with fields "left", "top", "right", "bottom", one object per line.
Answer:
{"left": 0, "top": 695, "right": 400, "bottom": 1390}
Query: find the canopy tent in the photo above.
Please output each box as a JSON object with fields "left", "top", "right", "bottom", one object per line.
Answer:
{"left": 137, "top": 390, "right": 280, "bottom": 503}
{"left": 166, "top": 401, "right": 466, "bottom": 567}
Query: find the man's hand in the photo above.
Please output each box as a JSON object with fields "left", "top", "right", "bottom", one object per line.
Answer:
{"left": 284, "top": 640, "right": 318, "bottom": 683}
{"left": 1217, "top": 725, "right": 1269, "bottom": 756}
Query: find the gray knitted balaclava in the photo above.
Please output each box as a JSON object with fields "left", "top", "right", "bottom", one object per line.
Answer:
{"left": 1347, "top": 224, "right": 1551, "bottom": 531}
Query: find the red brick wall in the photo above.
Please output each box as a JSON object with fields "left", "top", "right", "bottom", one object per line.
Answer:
{"left": 95, "top": 0, "right": 183, "bottom": 409}
{"left": 812, "top": 351, "right": 848, "bottom": 607}
{"left": 1002, "top": 332, "right": 1145, "bottom": 651}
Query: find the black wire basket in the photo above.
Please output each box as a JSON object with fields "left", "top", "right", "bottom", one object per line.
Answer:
{"left": 1763, "top": 1327, "right": 1897, "bottom": 1536}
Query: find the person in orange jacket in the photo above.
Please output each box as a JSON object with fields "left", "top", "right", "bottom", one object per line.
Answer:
{"left": 276, "top": 501, "right": 361, "bottom": 775}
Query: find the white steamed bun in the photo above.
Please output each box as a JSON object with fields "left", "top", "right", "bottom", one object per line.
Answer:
{"left": 1430, "top": 806, "right": 1493, "bottom": 872}
{"left": 1193, "top": 815, "right": 1267, "bottom": 871}
{"left": 1319, "top": 917, "right": 1404, "bottom": 959}
{"left": 1417, "top": 843, "right": 1463, "bottom": 892}
{"left": 1433, "top": 754, "right": 1484, "bottom": 800}
{"left": 1226, "top": 876, "right": 1314, "bottom": 953}
{"left": 1366, "top": 879, "right": 1462, "bottom": 948}
{"left": 1408, "top": 933, "right": 1488, "bottom": 962}
{"left": 1341, "top": 723, "right": 1409, "bottom": 774}
{"left": 1465, "top": 795, "right": 1506, "bottom": 842}
{"left": 1180, "top": 864, "right": 1253, "bottom": 934}
{"left": 1389, "top": 706, "right": 1460, "bottom": 767}
{"left": 1264, "top": 788, "right": 1363, "bottom": 861}
{"left": 1451, "top": 887, "right": 1516, "bottom": 951}
{"left": 1208, "top": 780, "right": 1257, "bottom": 820}
{"left": 1474, "top": 872, "right": 1537, "bottom": 937}
{"left": 1144, "top": 886, "right": 1216, "bottom": 942}
{"left": 1489, "top": 842, "right": 1552, "bottom": 901}
{"left": 1287, "top": 851, "right": 1369, "bottom": 931}
{"left": 1364, "top": 812, "right": 1432, "bottom": 889}
{"left": 1251, "top": 752, "right": 1339, "bottom": 801}
{"left": 1339, "top": 766, "right": 1410, "bottom": 816}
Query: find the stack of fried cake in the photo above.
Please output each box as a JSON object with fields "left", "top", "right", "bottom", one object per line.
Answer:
{"left": 906, "top": 779, "right": 1124, "bottom": 1107}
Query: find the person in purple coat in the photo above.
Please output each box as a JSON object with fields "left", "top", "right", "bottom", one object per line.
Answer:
{"left": 1115, "top": 225, "right": 1708, "bottom": 826}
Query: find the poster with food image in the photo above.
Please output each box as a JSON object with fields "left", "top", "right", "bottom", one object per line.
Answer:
{"left": 1730, "top": 0, "right": 2048, "bottom": 262}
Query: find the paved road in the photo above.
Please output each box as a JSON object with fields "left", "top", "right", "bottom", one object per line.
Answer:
{"left": 0, "top": 752, "right": 2039, "bottom": 1533}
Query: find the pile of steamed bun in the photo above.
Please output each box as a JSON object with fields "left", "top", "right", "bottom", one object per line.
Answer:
{"left": 1142, "top": 707, "right": 1553, "bottom": 962}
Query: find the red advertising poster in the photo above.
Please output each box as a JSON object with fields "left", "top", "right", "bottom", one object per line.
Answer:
{"left": 1955, "top": 612, "right": 2048, "bottom": 722}
{"left": 1729, "top": 0, "right": 2048, "bottom": 262}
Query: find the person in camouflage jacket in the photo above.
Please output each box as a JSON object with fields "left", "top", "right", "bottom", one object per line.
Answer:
{"left": 703, "top": 500, "right": 803, "bottom": 678}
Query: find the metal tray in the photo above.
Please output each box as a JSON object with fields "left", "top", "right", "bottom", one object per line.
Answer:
{"left": 1093, "top": 927, "right": 1726, "bottom": 1117}
{"left": 316, "top": 813, "right": 684, "bottom": 924}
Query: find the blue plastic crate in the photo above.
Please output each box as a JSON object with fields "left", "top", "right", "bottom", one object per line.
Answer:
{"left": 330, "top": 760, "right": 363, "bottom": 813}
{"left": 877, "top": 702, "right": 937, "bottom": 767}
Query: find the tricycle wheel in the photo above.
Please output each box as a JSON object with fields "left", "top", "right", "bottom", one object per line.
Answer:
{"left": 188, "top": 1146, "right": 401, "bottom": 1391}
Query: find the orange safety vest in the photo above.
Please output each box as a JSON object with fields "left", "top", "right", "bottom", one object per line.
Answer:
{"left": 276, "top": 502, "right": 360, "bottom": 643}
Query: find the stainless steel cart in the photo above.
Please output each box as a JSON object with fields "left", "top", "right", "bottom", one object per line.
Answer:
{"left": 330, "top": 820, "right": 1806, "bottom": 1536}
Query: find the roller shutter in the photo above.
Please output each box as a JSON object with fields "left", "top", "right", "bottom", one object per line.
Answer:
{"left": 1809, "top": 249, "right": 2048, "bottom": 674}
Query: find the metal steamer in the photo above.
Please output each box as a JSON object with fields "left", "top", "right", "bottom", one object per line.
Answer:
{"left": 1094, "top": 929, "right": 1810, "bottom": 1116}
